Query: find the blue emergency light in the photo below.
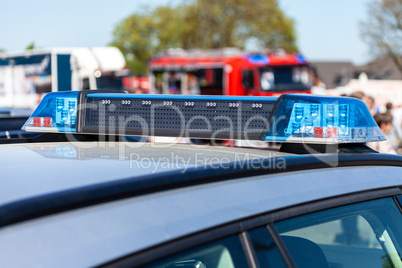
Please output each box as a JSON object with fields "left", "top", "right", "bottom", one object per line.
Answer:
{"left": 264, "top": 94, "right": 385, "bottom": 143}
{"left": 23, "top": 91, "right": 80, "bottom": 133}
{"left": 22, "top": 91, "right": 386, "bottom": 144}
{"left": 244, "top": 54, "right": 270, "bottom": 65}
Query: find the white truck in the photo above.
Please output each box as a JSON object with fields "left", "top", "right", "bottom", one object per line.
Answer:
{"left": 0, "top": 47, "right": 130, "bottom": 109}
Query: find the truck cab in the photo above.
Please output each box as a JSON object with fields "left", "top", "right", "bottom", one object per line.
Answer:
{"left": 148, "top": 48, "right": 312, "bottom": 96}
{"left": 0, "top": 47, "right": 130, "bottom": 110}
{"left": 70, "top": 47, "right": 130, "bottom": 91}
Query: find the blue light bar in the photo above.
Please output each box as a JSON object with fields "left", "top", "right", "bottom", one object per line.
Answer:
{"left": 263, "top": 94, "right": 386, "bottom": 144}
{"left": 22, "top": 91, "right": 386, "bottom": 144}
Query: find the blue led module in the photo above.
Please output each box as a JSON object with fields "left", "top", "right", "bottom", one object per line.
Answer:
{"left": 263, "top": 94, "right": 386, "bottom": 144}
{"left": 22, "top": 91, "right": 79, "bottom": 133}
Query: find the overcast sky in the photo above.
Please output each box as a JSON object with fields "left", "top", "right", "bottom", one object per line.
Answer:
{"left": 0, "top": 0, "right": 372, "bottom": 65}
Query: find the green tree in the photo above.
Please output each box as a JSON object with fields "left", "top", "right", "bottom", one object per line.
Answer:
{"left": 26, "top": 42, "right": 35, "bottom": 50}
{"left": 110, "top": 0, "right": 297, "bottom": 75}
{"left": 188, "top": 0, "right": 297, "bottom": 51}
{"left": 110, "top": 5, "right": 186, "bottom": 75}
{"left": 360, "top": 0, "right": 402, "bottom": 73}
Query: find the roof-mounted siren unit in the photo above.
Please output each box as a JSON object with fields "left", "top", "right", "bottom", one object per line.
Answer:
{"left": 263, "top": 94, "right": 385, "bottom": 144}
{"left": 22, "top": 92, "right": 386, "bottom": 150}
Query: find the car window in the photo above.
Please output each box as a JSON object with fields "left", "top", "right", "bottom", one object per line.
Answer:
{"left": 248, "top": 227, "right": 287, "bottom": 268}
{"left": 396, "top": 195, "right": 402, "bottom": 208}
{"left": 142, "top": 235, "right": 249, "bottom": 268}
{"left": 274, "top": 198, "right": 402, "bottom": 268}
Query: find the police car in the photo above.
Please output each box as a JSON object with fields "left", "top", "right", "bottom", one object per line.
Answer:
{"left": 1, "top": 91, "right": 401, "bottom": 267}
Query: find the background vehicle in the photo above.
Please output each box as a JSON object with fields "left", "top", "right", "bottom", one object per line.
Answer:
{"left": 0, "top": 107, "right": 34, "bottom": 139}
{"left": 0, "top": 47, "right": 130, "bottom": 109}
{"left": 122, "top": 76, "right": 150, "bottom": 93}
{"left": 148, "top": 48, "right": 312, "bottom": 96}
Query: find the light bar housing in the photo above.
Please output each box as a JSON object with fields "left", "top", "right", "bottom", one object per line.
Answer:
{"left": 22, "top": 91, "right": 386, "bottom": 144}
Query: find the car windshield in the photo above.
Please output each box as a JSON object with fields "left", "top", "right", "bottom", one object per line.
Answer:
{"left": 259, "top": 65, "right": 312, "bottom": 91}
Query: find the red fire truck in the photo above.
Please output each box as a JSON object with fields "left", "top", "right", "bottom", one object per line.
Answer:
{"left": 148, "top": 48, "right": 312, "bottom": 96}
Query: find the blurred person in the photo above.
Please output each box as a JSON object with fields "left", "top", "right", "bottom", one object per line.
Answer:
{"left": 310, "top": 67, "right": 326, "bottom": 95}
{"left": 363, "top": 95, "right": 377, "bottom": 116}
{"left": 384, "top": 102, "right": 400, "bottom": 151}
{"left": 391, "top": 104, "right": 402, "bottom": 153}
{"left": 367, "top": 113, "right": 397, "bottom": 154}
{"left": 311, "top": 67, "right": 326, "bottom": 89}
{"left": 386, "top": 102, "right": 393, "bottom": 115}
{"left": 349, "top": 91, "right": 365, "bottom": 100}
{"left": 188, "top": 75, "right": 200, "bottom": 95}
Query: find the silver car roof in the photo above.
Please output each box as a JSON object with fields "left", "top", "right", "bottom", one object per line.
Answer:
{"left": 0, "top": 142, "right": 288, "bottom": 206}
{"left": 0, "top": 165, "right": 400, "bottom": 267}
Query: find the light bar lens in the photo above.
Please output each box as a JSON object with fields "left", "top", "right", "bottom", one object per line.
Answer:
{"left": 22, "top": 92, "right": 79, "bottom": 133}
{"left": 263, "top": 94, "right": 386, "bottom": 144}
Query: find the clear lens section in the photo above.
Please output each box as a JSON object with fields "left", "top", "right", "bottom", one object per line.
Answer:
{"left": 22, "top": 91, "right": 79, "bottom": 133}
{"left": 263, "top": 94, "right": 386, "bottom": 144}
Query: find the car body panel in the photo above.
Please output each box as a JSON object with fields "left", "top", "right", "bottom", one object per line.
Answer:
{"left": 0, "top": 142, "right": 286, "bottom": 205}
{"left": 0, "top": 165, "right": 400, "bottom": 267}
